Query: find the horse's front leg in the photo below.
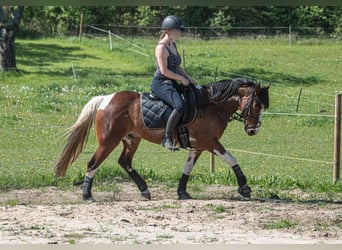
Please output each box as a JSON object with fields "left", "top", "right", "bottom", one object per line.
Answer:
{"left": 177, "top": 150, "right": 203, "bottom": 200}
{"left": 212, "top": 141, "right": 251, "bottom": 198}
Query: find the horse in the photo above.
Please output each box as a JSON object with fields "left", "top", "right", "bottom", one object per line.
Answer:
{"left": 54, "top": 78, "right": 270, "bottom": 202}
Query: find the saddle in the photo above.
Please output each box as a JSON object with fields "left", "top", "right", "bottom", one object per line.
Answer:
{"left": 141, "top": 85, "right": 197, "bottom": 149}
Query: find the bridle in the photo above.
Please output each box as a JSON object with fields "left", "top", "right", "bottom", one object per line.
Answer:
{"left": 230, "top": 87, "right": 263, "bottom": 129}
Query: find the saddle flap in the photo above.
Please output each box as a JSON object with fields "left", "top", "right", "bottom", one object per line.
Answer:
{"left": 140, "top": 86, "right": 197, "bottom": 129}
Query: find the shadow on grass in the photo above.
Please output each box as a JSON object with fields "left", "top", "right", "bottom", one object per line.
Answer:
{"left": 17, "top": 42, "right": 100, "bottom": 66}
{"left": 15, "top": 42, "right": 152, "bottom": 81}
{"left": 231, "top": 67, "right": 325, "bottom": 86}
{"left": 15, "top": 42, "right": 99, "bottom": 77}
{"left": 195, "top": 66, "right": 326, "bottom": 87}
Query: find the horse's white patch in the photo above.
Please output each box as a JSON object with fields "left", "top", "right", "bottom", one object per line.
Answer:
{"left": 213, "top": 149, "right": 238, "bottom": 167}
{"left": 98, "top": 93, "right": 116, "bottom": 110}
{"left": 231, "top": 96, "right": 240, "bottom": 102}
{"left": 86, "top": 169, "right": 96, "bottom": 178}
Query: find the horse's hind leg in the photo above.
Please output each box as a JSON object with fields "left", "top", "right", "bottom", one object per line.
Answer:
{"left": 118, "top": 133, "right": 151, "bottom": 200}
{"left": 82, "top": 116, "right": 126, "bottom": 202}
{"left": 82, "top": 139, "right": 120, "bottom": 202}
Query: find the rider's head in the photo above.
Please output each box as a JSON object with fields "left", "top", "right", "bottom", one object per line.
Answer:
{"left": 161, "top": 15, "right": 185, "bottom": 32}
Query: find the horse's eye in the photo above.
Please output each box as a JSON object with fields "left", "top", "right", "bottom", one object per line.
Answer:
{"left": 253, "top": 102, "right": 261, "bottom": 109}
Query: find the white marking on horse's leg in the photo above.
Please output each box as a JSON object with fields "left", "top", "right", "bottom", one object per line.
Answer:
{"left": 183, "top": 150, "right": 198, "bottom": 175}
{"left": 86, "top": 169, "right": 96, "bottom": 178}
{"left": 98, "top": 93, "right": 115, "bottom": 110}
{"left": 213, "top": 149, "right": 238, "bottom": 167}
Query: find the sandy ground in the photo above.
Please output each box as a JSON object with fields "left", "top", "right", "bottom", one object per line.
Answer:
{"left": 0, "top": 182, "right": 341, "bottom": 244}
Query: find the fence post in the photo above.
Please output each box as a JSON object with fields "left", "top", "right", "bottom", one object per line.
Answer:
{"left": 210, "top": 153, "right": 215, "bottom": 173}
{"left": 109, "top": 30, "right": 113, "bottom": 51}
{"left": 209, "top": 67, "right": 219, "bottom": 173}
{"left": 333, "top": 94, "right": 341, "bottom": 183}
{"left": 183, "top": 49, "right": 186, "bottom": 70}
{"left": 288, "top": 25, "right": 292, "bottom": 47}
{"left": 79, "top": 13, "right": 83, "bottom": 43}
{"left": 296, "top": 87, "right": 302, "bottom": 112}
{"left": 72, "top": 64, "right": 77, "bottom": 82}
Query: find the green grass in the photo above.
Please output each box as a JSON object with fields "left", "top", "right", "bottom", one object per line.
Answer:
{"left": 263, "top": 219, "right": 298, "bottom": 230}
{"left": 0, "top": 36, "right": 341, "bottom": 201}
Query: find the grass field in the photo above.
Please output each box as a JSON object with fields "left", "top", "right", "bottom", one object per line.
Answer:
{"left": 0, "top": 36, "right": 341, "bottom": 201}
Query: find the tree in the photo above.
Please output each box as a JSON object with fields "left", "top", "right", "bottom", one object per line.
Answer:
{"left": 16, "top": 6, "right": 342, "bottom": 38}
{"left": 0, "top": 6, "right": 24, "bottom": 70}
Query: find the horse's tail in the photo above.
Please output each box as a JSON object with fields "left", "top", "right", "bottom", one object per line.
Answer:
{"left": 54, "top": 95, "right": 104, "bottom": 177}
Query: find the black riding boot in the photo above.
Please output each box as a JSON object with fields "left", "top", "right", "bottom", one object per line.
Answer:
{"left": 162, "top": 109, "right": 182, "bottom": 151}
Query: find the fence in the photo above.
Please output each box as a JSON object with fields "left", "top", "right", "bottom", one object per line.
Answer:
{"left": 86, "top": 24, "right": 339, "bottom": 41}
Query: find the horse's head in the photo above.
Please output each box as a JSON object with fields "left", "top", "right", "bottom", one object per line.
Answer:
{"left": 205, "top": 78, "right": 270, "bottom": 135}
{"left": 238, "top": 83, "right": 270, "bottom": 136}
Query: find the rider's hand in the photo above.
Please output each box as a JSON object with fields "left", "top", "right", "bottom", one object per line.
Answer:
{"left": 181, "top": 77, "right": 190, "bottom": 86}
{"left": 187, "top": 76, "right": 196, "bottom": 85}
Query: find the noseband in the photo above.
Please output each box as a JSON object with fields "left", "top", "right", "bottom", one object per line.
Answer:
{"left": 231, "top": 87, "right": 262, "bottom": 129}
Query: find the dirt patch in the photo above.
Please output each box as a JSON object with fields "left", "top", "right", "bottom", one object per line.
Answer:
{"left": 0, "top": 183, "right": 341, "bottom": 244}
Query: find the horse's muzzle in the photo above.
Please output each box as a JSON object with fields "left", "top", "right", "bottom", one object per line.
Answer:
{"left": 245, "top": 126, "right": 259, "bottom": 136}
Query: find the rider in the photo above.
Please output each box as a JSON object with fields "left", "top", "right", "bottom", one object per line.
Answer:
{"left": 150, "top": 15, "right": 195, "bottom": 151}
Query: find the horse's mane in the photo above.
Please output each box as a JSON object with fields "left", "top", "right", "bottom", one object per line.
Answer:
{"left": 194, "top": 78, "right": 269, "bottom": 114}
{"left": 259, "top": 86, "right": 269, "bottom": 109}
{"left": 205, "top": 78, "right": 255, "bottom": 104}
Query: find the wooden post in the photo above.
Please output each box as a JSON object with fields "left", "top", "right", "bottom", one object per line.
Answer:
{"left": 210, "top": 153, "right": 215, "bottom": 173}
{"left": 209, "top": 67, "right": 219, "bottom": 173}
{"left": 72, "top": 64, "right": 77, "bottom": 82}
{"left": 79, "top": 13, "right": 83, "bottom": 43}
{"left": 215, "top": 67, "right": 218, "bottom": 82}
{"left": 296, "top": 87, "right": 302, "bottom": 113}
{"left": 288, "top": 25, "right": 292, "bottom": 47}
{"left": 208, "top": 67, "right": 220, "bottom": 173}
{"left": 109, "top": 30, "right": 113, "bottom": 51}
{"left": 183, "top": 49, "right": 186, "bottom": 70}
{"left": 333, "top": 94, "right": 341, "bottom": 183}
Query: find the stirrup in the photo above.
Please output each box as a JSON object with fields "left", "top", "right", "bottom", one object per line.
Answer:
{"left": 162, "top": 137, "right": 179, "bottom": 152}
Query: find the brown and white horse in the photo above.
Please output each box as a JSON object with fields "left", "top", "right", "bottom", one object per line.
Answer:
{"left": 54, "top": 78, "right": 270, "bottom": 202}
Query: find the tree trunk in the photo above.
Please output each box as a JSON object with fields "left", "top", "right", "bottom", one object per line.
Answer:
{"left": 0, "top": 6, "right": 24, "bottom": 71}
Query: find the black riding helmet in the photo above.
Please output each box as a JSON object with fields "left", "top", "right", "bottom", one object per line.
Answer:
{"left": 161, "top": 15, "right": 185, "bottom": 32}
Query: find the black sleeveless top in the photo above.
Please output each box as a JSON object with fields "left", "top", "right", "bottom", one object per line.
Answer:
{"left": 154, "top": 42, "right": 182, "bottom": 79}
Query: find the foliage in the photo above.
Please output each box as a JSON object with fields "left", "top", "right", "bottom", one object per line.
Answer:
{"left": 18, "top": 6, "right": 342, "bottom": 37}
{"left": 263, "top": 219, "right": 298, "bottom": 230}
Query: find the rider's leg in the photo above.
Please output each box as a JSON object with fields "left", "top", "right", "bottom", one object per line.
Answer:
{"left": 162, "top": 109, "right": 182, "bottom": 151}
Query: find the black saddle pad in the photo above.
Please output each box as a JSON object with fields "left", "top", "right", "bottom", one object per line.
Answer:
{"left": 141, "top": 87, "right": 197, "bottom": 129}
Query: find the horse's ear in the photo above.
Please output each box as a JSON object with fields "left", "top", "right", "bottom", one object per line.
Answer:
{"left": 255, "top": 83, "right": 261, "bottom": 94}
{"left": 264, "top": 82, "right": 271, "bottom": 89}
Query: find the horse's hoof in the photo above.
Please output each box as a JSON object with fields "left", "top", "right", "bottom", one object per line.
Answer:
{"left": 83, "top": 193, "right": 96, "bottom": 203}
{"left": 141, "top": 189, "right": 151, "bottom": 200}
{"left": 84, "top": 196, "right": 96, "bottom": 203}
{"left": 238, "top": 185, "right": 251, "bottom": 198}
{"left": 178, "top": 191, "right": 193, "bottom": 200}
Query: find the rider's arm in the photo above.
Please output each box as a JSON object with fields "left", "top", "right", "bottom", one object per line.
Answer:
{"left": 155, "top": 44, "right": 189, "bottom": 86}
{"left": 176, "top": 66, "right": 196, "bottom": 84}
